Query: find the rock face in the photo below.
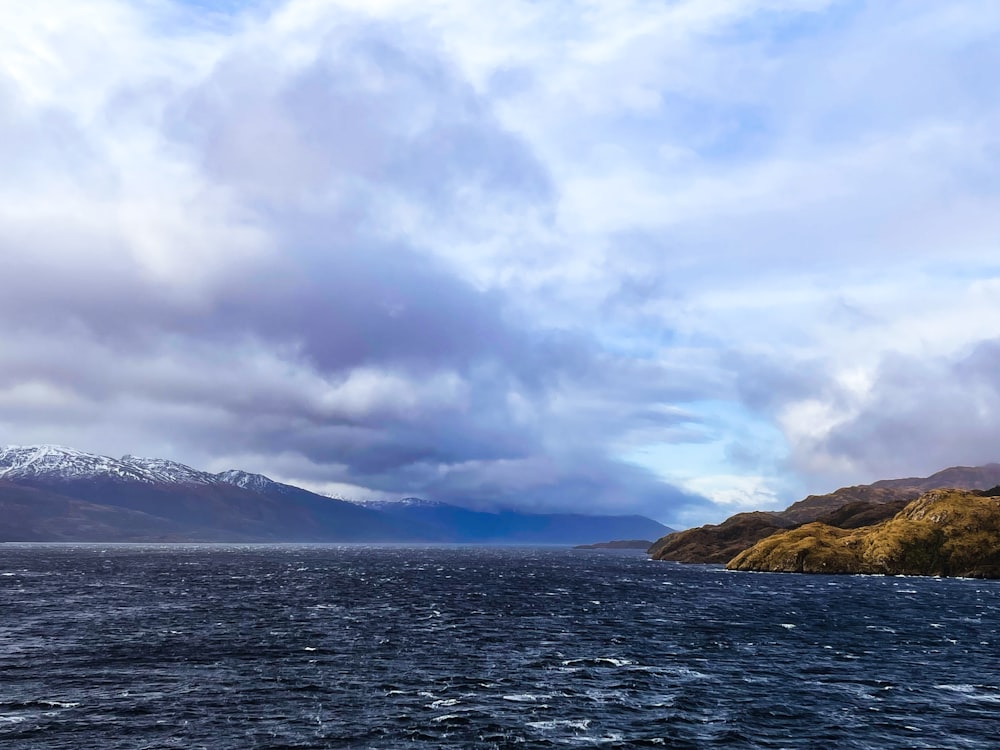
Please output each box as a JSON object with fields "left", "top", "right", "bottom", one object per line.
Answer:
{"left": 727, "top": 489, "right": 1000, "bottom": 578}
{"left": 649, "top": 463, "right": 1000, "bottom": 564}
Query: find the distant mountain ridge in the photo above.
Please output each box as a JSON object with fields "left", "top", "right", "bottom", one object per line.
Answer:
{"left": 0, "top": 445, "right": 670, "bottom": 544}
{"left": 360, "top": 499, "right": 671, "bottom": 545}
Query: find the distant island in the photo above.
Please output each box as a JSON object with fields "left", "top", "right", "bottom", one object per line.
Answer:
{"left": 648, "top": 464, "right": 1000, "bottom": 579}
{"left": 573, "top": 539, "right": 654, "bottom": 550}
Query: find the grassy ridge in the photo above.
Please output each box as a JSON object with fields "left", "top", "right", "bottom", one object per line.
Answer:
{"left": 727, "top": 490, "right": 1000, "bottom": 578}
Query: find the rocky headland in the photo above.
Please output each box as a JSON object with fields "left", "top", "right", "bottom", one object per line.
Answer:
{"left": 649, "top": 463, "right": 1000, "bottom": 565}
{"left": 727, "top": 488, "right": 1000, "bottom": 578}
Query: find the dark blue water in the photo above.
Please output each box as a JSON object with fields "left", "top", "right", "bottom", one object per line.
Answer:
{"left": 0, "top": 545, "right": 998, "bottom": 748}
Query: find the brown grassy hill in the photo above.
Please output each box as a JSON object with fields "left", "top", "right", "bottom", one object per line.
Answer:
{"left": 812, "top": 498, "right": 910, "bottom": 529}
{"left": 727, "top": 489, "right": 1000, "bottom": 578}
{"left": 648, "top": 512, "right": 794, "bottom": 563}
{"left": 649, "top": 463, "right": 1000, "bottom": 564}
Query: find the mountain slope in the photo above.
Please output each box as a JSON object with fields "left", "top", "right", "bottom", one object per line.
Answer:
{"left": 213, "top": 472, "right": 437, "bottom": 541}
{"left": 649, "top": 463, "right": 1000, "bottom": 564}
{"left": 647, "top": 512, "right": 796, "bottom": 564}
{"left": 0, "top": 480, "right": 187, "bottom": 542}
{"left": 727, "top": 489, "right": 1000, "bottom": 578}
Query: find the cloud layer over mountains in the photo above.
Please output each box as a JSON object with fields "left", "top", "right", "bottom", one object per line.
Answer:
{"left": 3, "top": 1, "right": 1000, "bottom": 525}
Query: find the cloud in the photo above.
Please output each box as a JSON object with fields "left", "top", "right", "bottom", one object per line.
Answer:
{"left": 4, "top": 0, "right": 1000, "bottom": 526}
{"left": 786, "top": 339, "right": 1000, "bottom": 486}
{"left": 0, "top": 0, "right": 721, "bottom": 526}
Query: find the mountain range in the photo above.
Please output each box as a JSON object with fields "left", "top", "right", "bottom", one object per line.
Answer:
{"left": 0, "top": 445, "right": 671, "bottom": 544}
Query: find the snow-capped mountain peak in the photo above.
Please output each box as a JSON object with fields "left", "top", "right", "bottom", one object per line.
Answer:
{"left": 0, "top": 445, "right": 145, "bottom": 482}
{"left": 0, "top": 445, "right": 216, "bottom": 485}
{"left": 215, "top": 469, "right": 277, "bottom": 492}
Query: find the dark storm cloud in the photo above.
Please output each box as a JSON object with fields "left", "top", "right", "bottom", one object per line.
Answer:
{"left": 409, "top": 452, "right": 715, "bottom": 521}
{"left": 0, "top": 10, "right": 711, "bottom": 525}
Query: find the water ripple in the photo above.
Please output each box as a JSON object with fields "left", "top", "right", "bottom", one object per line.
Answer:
{"left": 0, "top": 544, "right": 998, "bottom": 748}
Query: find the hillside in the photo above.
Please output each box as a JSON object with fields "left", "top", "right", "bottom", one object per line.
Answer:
{"left": 647, "top": 512, "right": 795, "bottom": 563}
{"left": 648, "top": 463, "right": 1000, "bottom": 563}
{"left": 727, "top": 489, "right": 1000, "bottom": 578}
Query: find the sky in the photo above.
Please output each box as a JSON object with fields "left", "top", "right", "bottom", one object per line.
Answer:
{"left": 2, "top": 0, "right": 1000, "bottom": 528}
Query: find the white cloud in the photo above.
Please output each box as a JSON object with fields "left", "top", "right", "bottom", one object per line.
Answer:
{"left": 4, "top": 0, "right": 1000, "bottom": 526}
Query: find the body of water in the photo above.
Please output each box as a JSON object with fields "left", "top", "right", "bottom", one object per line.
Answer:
{"left": 1, "top": 544, "right": 998, "bottom": 748}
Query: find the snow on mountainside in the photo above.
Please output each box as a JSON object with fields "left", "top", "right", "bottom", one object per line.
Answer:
{"left": 0, "top": 445, "right": 150, "bottom": 482}
{"left": 119, "top": 455, "right": 217, "bottom": 485}
{"left": 215, "top": 469, "right": 279, "bottom": 493}
{"left": 0, "top": 445, "right": 256, "bottom": 488}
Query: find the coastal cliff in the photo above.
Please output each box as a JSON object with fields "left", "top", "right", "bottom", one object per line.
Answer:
{"left": 726, "top": 489, "right": 1000, "bottom": 578}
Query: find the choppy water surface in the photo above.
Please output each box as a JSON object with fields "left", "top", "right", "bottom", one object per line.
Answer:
{"left": 0, "top": 545, "right": 998, "bottom": 748}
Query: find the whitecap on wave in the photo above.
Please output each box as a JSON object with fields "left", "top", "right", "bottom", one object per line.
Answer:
{"left": 934, "top": 684, "right": 1000, "bottom": 703}
{"left": 502, "top": 693, "right": 550, "bottom": 702}
{"left": 526, "top": 719, "right": 590, "bottom": 731}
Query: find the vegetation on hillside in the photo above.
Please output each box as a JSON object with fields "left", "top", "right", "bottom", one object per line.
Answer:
{"left": 727, "top": 490, "right": 1000, "bottom": 578}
